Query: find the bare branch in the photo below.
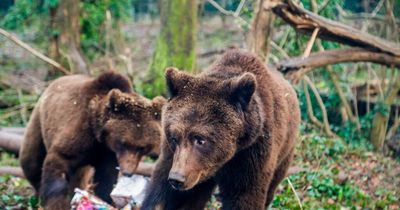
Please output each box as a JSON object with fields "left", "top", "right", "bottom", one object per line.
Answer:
{"left": 267, "top": 0, "right": 400, "bottom": 56}
{"left": 304, "top": 76, "right": 335, "bottom": 137}
{"left": 234, "top": 0, "right": 246, "bottom": 17}
{"left": 276, "top": 48, "right": 400, "bottom": 74}
{"left": 207, "top": 0, "right": 248, "bottom": 25}
{"left": 302, "top": 27, "right": 319, "bottom": 58}
{"left": 0, "top": 28, "right": 70, "bottom": 75}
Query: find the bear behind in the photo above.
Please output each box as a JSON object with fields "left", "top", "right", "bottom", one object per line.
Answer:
{"left": 142, "top": 50, "right": 300, "bottom": 210}
{"left": 20, "top": 72, "right": 165, "bottom": 210}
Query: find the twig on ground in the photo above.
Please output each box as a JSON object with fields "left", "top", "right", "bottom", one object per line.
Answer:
{"left": 287, "top": 177, "right": 303, "bottom": 210}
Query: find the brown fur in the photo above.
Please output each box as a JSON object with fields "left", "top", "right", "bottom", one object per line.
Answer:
{"left": 19, "top": 72, "right": 166, "bottom": 210}
{"left": 142, "top": 50, "right": 300, "bottom": 210}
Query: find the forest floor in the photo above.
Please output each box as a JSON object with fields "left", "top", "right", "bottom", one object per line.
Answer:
{"left": 0, "top": 127, "right": 399, "bottom": 210}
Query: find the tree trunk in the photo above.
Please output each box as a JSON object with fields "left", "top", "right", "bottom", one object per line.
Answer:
{"left": 144, "top": 0, "right": 197, "bottom": 97}
{"left": 370, "top": 74, "right": 400, "bottom": 151}
{"left": 50, "top": 0, "right": 89, "bottom": 74}
{"left": 248, "top": 0, "right": 275, "bottom": 61}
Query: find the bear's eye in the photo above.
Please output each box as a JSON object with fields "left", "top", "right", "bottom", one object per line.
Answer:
{"left": 115, "top": 142, "right": 125, "bottom": 151}
{"left": 136, "top": 147, "right": 144, "bottom": 153}
{"left": 193, "top": 135, "right": 206, "bottom": 146}
{"left": 170, "top": 137, "right": 178, "bottom": 145}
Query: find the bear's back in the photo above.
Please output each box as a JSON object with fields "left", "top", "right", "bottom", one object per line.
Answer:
{"left": 209, "top": 50, "right": 300, "bottom": 156}
{"left": 37, "top": 75, "right": 95, "bottom": 149}
{"left": 36, "top": 72, "right": 132, "bottom": 150}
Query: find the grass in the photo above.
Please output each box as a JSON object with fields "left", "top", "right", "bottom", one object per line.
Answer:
{"left": 1, "top": 129, "right": 399, "bottom": 209}
{"left": 271, "top": 129, "right": 400, "bottom": 210}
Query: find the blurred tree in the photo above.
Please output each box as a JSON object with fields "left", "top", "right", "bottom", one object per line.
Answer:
{"left": 248, "top": 0, "right": 275, "bottom": 61}
{"left": 49, "top": 0, "right": 89, "bottom": 74}
{"left": 0, "top": 0, "right": 13, "bottom": 16}
{"left": 141, "top": 0, "right": 197, "bottom": 97}
{"left": 1, "top": 0, "right": 130, "bottom": 74}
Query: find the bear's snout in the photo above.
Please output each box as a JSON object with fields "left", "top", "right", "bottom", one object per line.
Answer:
{"left": 168, "top": 172, "right": 186, "bottom": 190}
{"left": 117, "top": 152, "right": 141, "bottom": 177}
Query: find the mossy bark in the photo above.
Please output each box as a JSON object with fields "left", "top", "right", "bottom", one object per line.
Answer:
{"left": 142, "top": 0, "right": 197, "bottom": 97}
{"left": 49, "top": 0, "right": 89, "bottom": 75}
{"left": 370, "top": 75, "right": 400, "bottom": 151}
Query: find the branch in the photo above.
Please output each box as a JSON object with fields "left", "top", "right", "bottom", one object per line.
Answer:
{"left": 0, "top": 166, "right": 24, "bottom": 178}
{"left": 207, "top": 0, "right": 248, "bottom": 25}
{"left": 302, "top": 27, "right": 319, "bottom": 58}
{"left": 267, "top": 0, "right": 400, "bottom": 56}
{"left": 0, "top": 131, "right": 22, "bottom": 153}
{"left": 304, "top": 76, "right": 335, "bottom": 137}
{"left": 276, "top": 48, "right": 400, "bottom": 74}
{"left": 303, "top": 80, "right": 323, "bottom": 129}
{"left": 0, "top": 127, "right": 25, "bottom": 135}
{"left": 0, "top": 28, "right": 70, "bottom": 75}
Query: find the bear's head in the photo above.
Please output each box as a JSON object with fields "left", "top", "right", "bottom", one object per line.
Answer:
{"left": 93, "top": 89, "right": 166, "bottom": 177}
{"left": 162, "top": 67, "right": 263, "bottom": 190}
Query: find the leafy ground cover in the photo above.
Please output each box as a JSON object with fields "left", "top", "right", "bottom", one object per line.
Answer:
{"left": 2, "top": 127, "right": 398, "bottom": 209}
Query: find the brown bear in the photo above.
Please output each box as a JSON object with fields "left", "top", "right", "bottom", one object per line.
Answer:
{"left": 141, "top": 50, "right": 301, "bottom": 210}
{"left": 19, "top": 72, "right": 166, "bottom": 210}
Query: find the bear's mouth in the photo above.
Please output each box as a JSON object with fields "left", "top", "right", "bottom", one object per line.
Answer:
{"left": 168, "top": 170, "right": 203, "bottom": 191}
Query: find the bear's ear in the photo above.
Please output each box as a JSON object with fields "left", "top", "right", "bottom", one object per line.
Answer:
{"left": 227, "top": 73, "right": 256, "bottom": 110}
{"left": 150, "top": 96, "right": 167, "bottom": 120}
{"left": 106, "top": 89, "right": 131, "bottom": 113}
{"left": 165, "top": 67, "right": 190, "bottom": 98}
{"left": 107, "top": 89, "right": 121, "bottom": 111}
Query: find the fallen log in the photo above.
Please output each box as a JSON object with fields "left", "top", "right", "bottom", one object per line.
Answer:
{"left": 0, "top": 131, "right": 23, "bottom": 153}
{"left": 0, "top": 127, "right": 26, "bottom": 135}
{"left": 0, "top": 166, "right": 24, "bottom": 178}
{"left": 0, "top": 163, "right": 303, "bottom": 179}
{"left": 267, "top": 0, "right": 400, "bottom": 56}
{"left": 0, "top": 161, "right": 155, "bottom": 178}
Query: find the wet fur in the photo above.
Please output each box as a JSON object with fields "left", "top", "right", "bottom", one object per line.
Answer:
{"left": 142, "top": 50, "right": 300, "bottom": 210}
{"left": 20, "top": 72, "right": 165, "bottom": 210}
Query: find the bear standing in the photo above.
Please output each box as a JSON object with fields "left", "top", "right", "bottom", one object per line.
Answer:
{"left": 142, "top": 50, "right": 300, "bottom": 210}
{"left": 19, "top": 72, "right": 165, "bottom": 210}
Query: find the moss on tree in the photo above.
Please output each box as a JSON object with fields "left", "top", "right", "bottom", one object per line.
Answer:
{"left": 139, "top": 0, "right": 197, "bottom": 98}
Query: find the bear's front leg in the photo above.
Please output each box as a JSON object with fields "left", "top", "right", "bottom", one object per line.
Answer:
{"left": 141, "top": 156, "right": 173, "bottom": 210}
{"left": 218, "top": 172, "right": 271, "bottom": 210}
{"left": 40, "top": 151, "right": 74, "bottom": 210}
{"left": 92, "top": 150, "right": 119, "bottom": 204}
{"left": 219, "top": 185, "right": 268, "bottom": 210}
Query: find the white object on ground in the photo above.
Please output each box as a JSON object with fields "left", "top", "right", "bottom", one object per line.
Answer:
{"left": 110, "top": 174, "right": 149, "bottom": 208}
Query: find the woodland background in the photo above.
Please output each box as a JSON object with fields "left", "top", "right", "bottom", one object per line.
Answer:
{"left": 0, "top": 0, "right": 399, "bottom": 209}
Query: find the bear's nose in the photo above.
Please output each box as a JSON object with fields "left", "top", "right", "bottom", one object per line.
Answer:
{"left": 122, "top": 171, "right": 134, "bottom": 177}
{"left": 168, "top": 172, "right": 185, "bottom": 190}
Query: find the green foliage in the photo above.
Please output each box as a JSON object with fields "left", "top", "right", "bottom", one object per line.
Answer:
{"left": 0, "top": 151, "right": 19, "bottom": 167}
{"left": 272, "top": 131, "right": 399, "bottom": 209}
{"left": 0, "top": 175, "right": 37, "bottom": 209}
{"left": 140, "top": 0, "right": 197, "bottom": 98}
{"left": 1, "top": 0, "right": 130, "bottom": 60}
{"left": 1, "top": 0, "right": 41, "bottom": 30}
{"left": 0, "top": 88, "right": 37, "bottom": 127}
{"left": 80, "top": 0, "right": 131, "bottom": 59}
